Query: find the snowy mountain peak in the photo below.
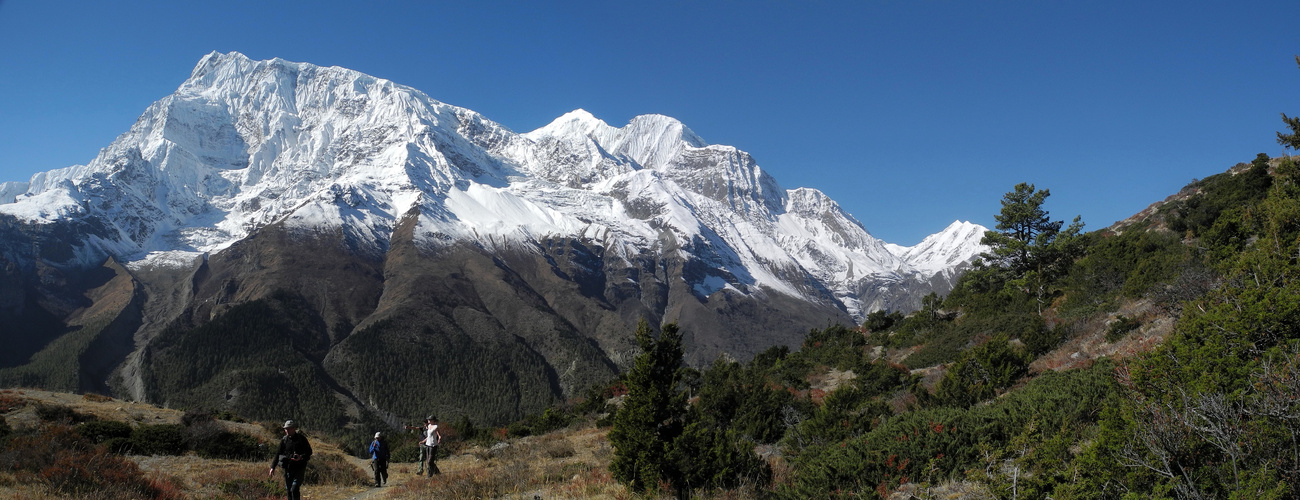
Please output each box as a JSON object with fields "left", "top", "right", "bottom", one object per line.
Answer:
{"left": 528, "top": 109, "right": 617, "bottom": 141}
{"left": 526, "top": 110, "right": 706, "bottom": 171}
{"left": 786, "top": 187, "right": 847, "bottom": 217}
{"left": 885, "top": 220, "right": 988, "bottom": 277}
{"left": 0, "top": 53, "right": 987, "bottom": 319}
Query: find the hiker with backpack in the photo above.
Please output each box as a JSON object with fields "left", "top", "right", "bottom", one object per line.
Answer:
{"left": 368, "top": 431, "right": 390, "bottom": 487}
{"left": 268, "top": 419, "right": 312, "bottom": 500}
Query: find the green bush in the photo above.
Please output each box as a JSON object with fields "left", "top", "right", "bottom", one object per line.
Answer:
{"left": 390, "top": 440, "right": 422, "bottom": 463}
{"left": 864, "top": 309, "right": 903, "bottom": 333}
{"left": 35, "top": 403, "right": 91, "bottom": 423}
{"left": 693, "top": 357, "right": 795, "bottom": 445}
{"left": 78, "top": 420, "right": 132, "bottom": 444}
{"left": 506, "top": 419, "right": 533, "bottom": 438}
{"left": 102, "top": 436, "right": 134, "bottom": 454}
{"left": 0, "top": 424, "right": 168, "bottom": 498}
{"left": 1023, "top": 321, "right": 1069, "bottom": 355}
{"left": 195, "top": 430, "right": 265, "bottom": 460}
{"left": 1164, "top": 154, "right": 1272, "bottom": 237}
{"left": 934, "top": 334, "right": 1031, "bottom": 408}
{"left": 1105, "top": 315, "right": 1142, "bottom": 342}
{"left": 130, "top": 423, "right": 186, "bottom": 456}
{"left": 304, "top": 452, "right": 369, "bottom": 486}
{"left": 670, "top": 421, "right": 771, "bottom": 492}
{"left": 529, "top": 407, "right": 573, "bottom": 435}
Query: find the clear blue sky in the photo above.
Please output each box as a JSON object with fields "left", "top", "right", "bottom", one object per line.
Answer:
{"left": 1, "top": 1, "right": 1297, "bottom": 245}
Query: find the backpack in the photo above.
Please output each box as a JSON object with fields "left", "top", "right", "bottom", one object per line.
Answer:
{"left": 370, "top": 439, "right": 390, "bottom": 460}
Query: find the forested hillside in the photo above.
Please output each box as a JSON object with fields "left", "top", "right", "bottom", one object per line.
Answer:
{"left": 597, "top": 142, "right": 1300, "bottom": 498}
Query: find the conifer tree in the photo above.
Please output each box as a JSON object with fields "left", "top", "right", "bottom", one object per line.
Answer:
{"left": 609, "top": 320, "right": 687, "bottom": 494}
{"left": 1279, "top": 56, "right": 1300, "bottom": 151}
{"left": 980, "top": 183, "right": 1084, "bottom": 312}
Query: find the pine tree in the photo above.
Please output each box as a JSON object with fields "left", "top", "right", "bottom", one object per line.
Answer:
{"left": 980, "top": 183, "right": 1084, "bottom": 312}
{"left": 1279, "top": 56, "right": 1300, "bottom": 151}
{"left": 609, "top": 320, "right": 687, "bottom": 494}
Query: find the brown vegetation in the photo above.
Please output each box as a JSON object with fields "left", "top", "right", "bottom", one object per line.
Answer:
{"left": 0, "top": 388, "right": 656, "bottom": 500}
{"left": 0, "top": 389, "right": 371, "bottom": 500}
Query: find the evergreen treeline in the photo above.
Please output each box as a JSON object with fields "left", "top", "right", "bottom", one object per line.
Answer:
{"left": 325, "top": 314, "right": 561, "bottom": 426}
{"left": 142, "top": 292, "right": 347, "bottom": 432}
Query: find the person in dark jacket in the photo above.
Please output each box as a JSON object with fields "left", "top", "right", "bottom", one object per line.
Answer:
{"left": 368, "top": 431, "right": 390, "bottom": 487}
{"left": 268, "top": 419, "right": 313, "bottom": 500}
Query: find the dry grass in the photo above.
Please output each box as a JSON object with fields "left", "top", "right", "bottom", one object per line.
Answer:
{"left": 887, "top": 479, "right": 995, "bottom": 500}
{"left": 0, "top": 389, "right": 769, "bottom": 499}
{"left": 379, "top": 425, "right": 636, "bottom": 500}
{"left": 1030, "top": 298, "right": 1174, "bottom": 373}
{"left": 0, "top": 389, "right": 640, "bottom": 499}
{"left": 807, "top": 367, "right": 857, "bottom": 393}
{"left": 0, "top": 389, "right": 374, "bottom": 500}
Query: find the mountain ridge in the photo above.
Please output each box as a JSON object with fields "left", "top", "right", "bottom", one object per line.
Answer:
{"left": 0, "top": 51, "right": 988, "bottom": 427}
{"left": 0, "top": 52, "right": 985, "bottom": 313}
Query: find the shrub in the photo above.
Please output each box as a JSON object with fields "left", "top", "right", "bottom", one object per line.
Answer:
{"left": 506, "top": 420, "right": 533, "bottom": 438}
{"left": 35, "top": 403, "right": 91, "bottom": 424}
{"left": 531, "top": 407, "right": 574, "bottom": 435}
{"left": 102, "top": 436, "right": 134, "bottom": 454}
{"left": 390, "top": 440, "right": 422, "bottom": 463}
{"left": 934, "top": 334, "right": 1031, "bottom": 407}
{"left": 1105, "top": 315, "right": 1142, "bottom": 343}
{"left": 0, "top": 391, "right": 24, "bottom": 413}
{"left": 304, "top": 453, "right": 369, "bottom": 486}
{"left": 82, "top": 392, "right": 114, "bottom": 403}
{"left": 78, "top": 420, "right": 132, "bottom": 444}
{"left": 131, "top": 424, "right": 186, "bottom": 456}
{"left": 181, "top": 408, "right": 215, "bottom": 427}
{"left": 865, "top": 310, "right": 904, "bottom": 333}
{"left": 670, "top": 421, "right": 771, "bottom": 493}
{"left": 1024, "top": 321, "right": 1070, "bottom": 356}
{"left": 195, "top": 430, "right": 265, "bottom": 460}
{"left": 0, "top": 424, "right": 176, "bottom": 499}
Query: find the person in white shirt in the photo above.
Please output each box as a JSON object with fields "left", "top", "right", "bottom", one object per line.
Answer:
{"left": 421, "top": 415, "right": 442, "bottom": 476}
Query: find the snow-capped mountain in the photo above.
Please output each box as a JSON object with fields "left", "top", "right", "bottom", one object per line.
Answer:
{"left": 0, "top": 52, "right": 986, "bottom": 425}
{"left": 0, "top": 51, "right": 983, "bottom": 318}
{"left": 885, "top": 220, "right": 988, "bottom": 281}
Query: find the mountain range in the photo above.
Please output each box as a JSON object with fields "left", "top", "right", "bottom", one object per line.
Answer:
{"left": 0, "top": 52, "right": 985, "bottom": 427}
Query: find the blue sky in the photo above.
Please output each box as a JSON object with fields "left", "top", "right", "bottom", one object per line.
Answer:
{"left": 1, "top": 1, "right": 1297, "bottom": 245}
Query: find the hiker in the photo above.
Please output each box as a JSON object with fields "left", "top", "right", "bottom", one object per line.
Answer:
{"left": 421, "top": 415, "right": 442, "bottom": 476}
{"left": 268, "top": 419, "right": 313, "bottom": 500}
{"left": 404, "top": 420, "right": 427, "bottom": 474}
{"left": 369, "top": 431, "right": 390, "bottom": 487}
{"left": 405, "top": 414, "right": 442, "bottom": 476}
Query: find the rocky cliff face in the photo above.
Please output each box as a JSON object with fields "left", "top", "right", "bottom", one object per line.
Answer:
{"left": 0, "top": 52, "right": 987, "bottom": 428}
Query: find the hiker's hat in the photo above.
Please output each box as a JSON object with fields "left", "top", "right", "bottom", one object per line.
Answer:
{"left": 283, "top": 419, "right": 298, "bottom": 429}
{"left": 374, "top": 432, "right": 382, "bottom": 438}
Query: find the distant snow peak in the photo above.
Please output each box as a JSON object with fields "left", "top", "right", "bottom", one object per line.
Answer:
{"left": 528, "top": 109, "right": 619, "bottom": 143}
{"left": 0, "top": 181, "right": 30, "bottom": 204}
{"left": 526, "top": 110, "right": 706, "bottom": 171}
{"left": 887, "top": 220, "right": 988, "bottom": 277}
